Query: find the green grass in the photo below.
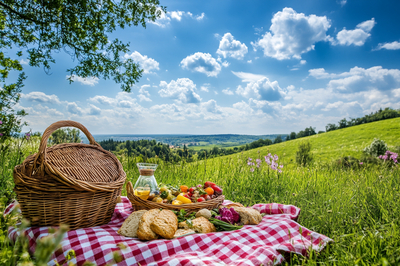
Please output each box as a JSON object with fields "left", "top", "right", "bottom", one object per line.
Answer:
{"left": 2, "top": 118, "right": 400, "bottom": 265}
{"left": 241, "top": 118, "right": 400, "bottom": 166}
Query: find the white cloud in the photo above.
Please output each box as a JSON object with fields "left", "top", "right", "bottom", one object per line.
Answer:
{"left": 222, "top": 61, "right": 230, "bottom": 68}
{"left": 19, "top": 59, "right": 29, "bottom": 65}
{"left": 124, "top": 51, "right": 159, "bottom": 74}
{"left": 300, "top": 60, "right": 307, "bottom": 65}
{"left": 235, "top": 76, "right": 285, "bottom": 101}
{"left": 216, "top": 33, "right": 248, "bottom": 60}
{"left": 89, "top": 104, "right": 101, "bottom": 115}
{"left": 375, "top": 41, "right": 400, "bottom": 51}
{"left": 200, "top": 84, "right": 210, "bottom": 92}
{"left": 222, "top": 88, "right": 234, "bottom": 95}
{"left": 22, "top": 91, "right": 60, "bottom": 104}
{"left": 66, "top": 75, "right": 99, "bottom": 86}
{"left": 180, "top": 52, "right": 221, "bottom": 77}
{"left": 159, "top": 78, "right": 202, "bottom": 103}
{"left": 339, "top": 0, "right": 347, "bottom": 6}
{"left": 251, "top": 8, "right": 331, "bottom": 60}
{"left": 149, "top": 9, "right": 205, "bottom": 27}
{"left": 231, "top": 71, "right": 266, "bottom": 82}
{"left": 309, "top": 66, "right": 400, "bottom": 93}
{"left": 202, "top": 100, "right": 222, "bottom": 114}
{"left": 138, "top": 94, "right": 152, "bottom": 102}
{"left": 336, "top": 18, "right": 375, "bottom": 46}
{"left": 89, "top": 95, "right": 117, "bottom": 106}
{"left": 139, "top": 85, "right": 151, "bottom": 97}
{"left": 67, "top": 102, "right": 83, "bottom": 115}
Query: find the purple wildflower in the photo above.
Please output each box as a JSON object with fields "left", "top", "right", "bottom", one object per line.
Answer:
{"left": 0, "top": 133, "right": 3, "bottom": 136}
{"left": 273, "top": 154, "right": 279, "bottom": 161}
{"left": 359, "top": 162, "right": 363, "bottom": 165}
{"left": 250, "top": 168, "right": 254, "bottom": 172}
{"left": 0, "top": 120, "right": 2, "bottom": 125}
{"left": 25, "top": 132, "right": 31, "bottom": 140}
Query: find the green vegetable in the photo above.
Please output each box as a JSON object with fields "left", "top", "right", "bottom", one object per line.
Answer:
{"left": 209, "top": 218, "right": 243, "bottom": 232}
{"left": 160, "top": 190, "right": 169, "bottom": 199}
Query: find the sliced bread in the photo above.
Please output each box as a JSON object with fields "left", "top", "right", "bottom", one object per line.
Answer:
{"left": 118, "top": 210, "right": 147, "bottom": 238}
{"left": 150, "top": 209, "right": 178, "bottom": 239}
{"left": 137, "top": 209, "right": 161, "bottom": 241}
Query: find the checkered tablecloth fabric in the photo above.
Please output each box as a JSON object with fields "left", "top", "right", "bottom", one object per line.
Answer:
{"left": 6, "top": 197, "right": 332, "bottom": 266}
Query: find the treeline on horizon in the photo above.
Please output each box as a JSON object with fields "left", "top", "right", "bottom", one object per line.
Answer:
{"left": 98, "top": 136, "right": 285, "bottom": 162}
{"left": 98, "top": 107, "right": 400, "bottom": 162}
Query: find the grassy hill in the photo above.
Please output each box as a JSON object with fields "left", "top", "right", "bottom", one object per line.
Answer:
{"left": 235, "top": 117, "right": 400, "bottom": 166}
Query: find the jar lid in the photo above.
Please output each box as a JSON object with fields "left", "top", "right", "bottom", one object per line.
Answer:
{"left": 139, "top": 169, "right": 155, "bottom": 176}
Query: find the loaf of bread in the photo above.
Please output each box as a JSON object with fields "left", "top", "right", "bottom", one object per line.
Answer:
{"left": 150, "top": 209, "right": 178, "bottom": 239}
{"left": 178, "top": 217, "right": 216, "bottom": 233}
{"left": 118, "top": 210, "right": 147, "bottom": 238}
{"left": 232, "top": 207, "right": 262, "bottom": 225}
{"left": 219, "top": 202, "right": 244, "bottom": 208}
{"left": 137, "top": 209, "right": 161, "bottom": 241}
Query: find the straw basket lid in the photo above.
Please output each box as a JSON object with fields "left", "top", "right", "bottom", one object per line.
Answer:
{"left": 14, "top": 120, "right": 126, "bottom": 192}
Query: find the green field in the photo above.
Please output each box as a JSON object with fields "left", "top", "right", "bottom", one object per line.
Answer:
{"left": 240, "top": 117, "right": 400, "bottom": 167}
{"left": 1, "top": 118, "right": 400, "bottom": 265}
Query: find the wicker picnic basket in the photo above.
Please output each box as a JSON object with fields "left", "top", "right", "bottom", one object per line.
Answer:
{"left": 126, "top": 181, "right": 225, "bottom": 214}
{"left": 13, "top": 120, "right": 126, "bottom": 229}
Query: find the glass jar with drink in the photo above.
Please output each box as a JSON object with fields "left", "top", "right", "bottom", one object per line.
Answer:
{"left": 134, "top": 163, "right": 159, "bottom": 200}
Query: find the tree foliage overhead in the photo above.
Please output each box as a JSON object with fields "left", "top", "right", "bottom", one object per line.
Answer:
{"left": 0, "top": 0, "right": 164, "bottom": 92}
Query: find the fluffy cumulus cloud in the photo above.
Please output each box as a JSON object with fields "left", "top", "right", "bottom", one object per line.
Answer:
{"left": 180, "top": 52, "right": 221, "bottom": 77}
{"left": 235, "top": 76, "right": 285, "bottom": 101}
{"left": 66, "top": 75, "right": 99, "bottom": 86}
{"left": 149, "top": 9, "right": 205, "bottom": 27}
{"left": 251, "top": 8, "right": 331, "bottom": 60}
{"left": 336, "top": 18, "right": 376, "bottom": 46}
{"left": 89, "top": 104, "right": 101, "bottom": 115}
{"left": 222, "top": 88, "right": 234, "bottom": 95}
{"left": 216, "top": 33, "right": 248, "bottom": 60}
{"left": 158, "top": 78, "right": 202, "bottom": 103}
{"left": 67, "top": 102, "right": 83, "bottom": 115}
{"left": 124, "top": 51, "right": 159, "bottom": 74}
{"left": 375, "top": 41, "right": 400, "bottom": 51}
{"left": 309, "top": 66, "right": 400, "bottom": 93}
{"left": 22, "top": 91, "right": 60, "bottom": 104}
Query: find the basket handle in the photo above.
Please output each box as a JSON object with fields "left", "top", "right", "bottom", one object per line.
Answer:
{"left": 35, "top": 120, "right": 99, "bottom": 165}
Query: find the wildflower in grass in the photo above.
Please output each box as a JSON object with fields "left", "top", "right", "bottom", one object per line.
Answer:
{"left": 248, "top": 153, "right": 283, "bottom": 173}
{"left": 25, "top": 132, "right": 31, "bottom": 140}
{"left": 0, "top": 120, "right": 2, "bottom": 124}
{"left": 379, "top": 150, "right": 398, "bottom": 164}
{"left": 0, "top": 133, "right": 3, "bottom": 136}
{"left": 250, "top": 168, "right": 254, "bottom": 172}
{"left": 359, "top": 162, "right": 363, "bottom": 165}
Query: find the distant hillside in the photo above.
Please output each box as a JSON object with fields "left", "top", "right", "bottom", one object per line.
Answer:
{"left": 228, "top": 117, "right": 400, "bottom": 166}
{"left": 82, "top": 133, "right": 287, "bottom": 147}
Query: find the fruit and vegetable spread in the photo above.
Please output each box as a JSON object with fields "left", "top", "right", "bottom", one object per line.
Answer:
{"left": 148, "top": 181, "right": 223, "bottom": 205}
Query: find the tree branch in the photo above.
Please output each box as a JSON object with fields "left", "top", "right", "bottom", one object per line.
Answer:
{"left": 0, "top": 1, "right": 42, "bottom": 24}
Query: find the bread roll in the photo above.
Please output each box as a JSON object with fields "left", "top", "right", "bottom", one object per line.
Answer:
{"left": 232, "top": 207, "right": 262, "bottom": 225}
{"left": 150, "top": 210, "right": 178, "bottom": 239}
{"left": 137, "top": 209, "right": 161, "bottom": 241}
{"left": 178, "top": 217, "right": 216, "bottom": 233}
{"left": 118, "top": 210, "right": 147, "bottom": 238}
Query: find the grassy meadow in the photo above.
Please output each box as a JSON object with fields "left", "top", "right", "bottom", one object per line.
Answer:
{"left": 1, "top": 118, "right": 400, "bottom": 265}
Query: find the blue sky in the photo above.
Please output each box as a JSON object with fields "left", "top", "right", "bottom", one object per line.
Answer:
{"left": 13, "top": 0, "right": 400, "bottom": 135}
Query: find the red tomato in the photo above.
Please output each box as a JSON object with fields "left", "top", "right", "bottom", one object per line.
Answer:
{"left": 183, "top": 194, "right": 191, "bottom": 200}
{"left": 197, "top": 197, "right": 205, "bottom": 202}
{"left": 189, "top": 187, "right": 196, "bottom": 194}
{"left": 187, "top": 192, "right": 192, "bottom": 198}
{"left": 204, "top": 195, "right": 211, "bottom": 201}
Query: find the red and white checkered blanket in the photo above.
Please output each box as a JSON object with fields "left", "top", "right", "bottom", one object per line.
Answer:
{"left": 6, "top": 197, "right": 332, "bottom": 266}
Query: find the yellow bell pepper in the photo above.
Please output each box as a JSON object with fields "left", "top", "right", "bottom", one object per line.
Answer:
{"left": 177, "top": 194, "right": 192, "bottom": 204}
{"left": 172, "top": 200, "right": 183, "bottom": 205}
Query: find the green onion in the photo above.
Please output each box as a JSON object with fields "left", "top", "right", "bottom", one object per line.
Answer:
{"left": 209, "top": 218, "right": 243, "bottom": 231}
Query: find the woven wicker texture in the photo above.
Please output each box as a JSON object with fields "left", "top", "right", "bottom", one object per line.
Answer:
{"left": 13, "top": 120, "right": 126, "bottom": 229}
{"left": 126, "top": 181, "right": 224, "bottom": 213}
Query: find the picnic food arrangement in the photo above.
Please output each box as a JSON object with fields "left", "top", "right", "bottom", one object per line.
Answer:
{"left": 7, "top": 120, "right": 332, "bottom": 265}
